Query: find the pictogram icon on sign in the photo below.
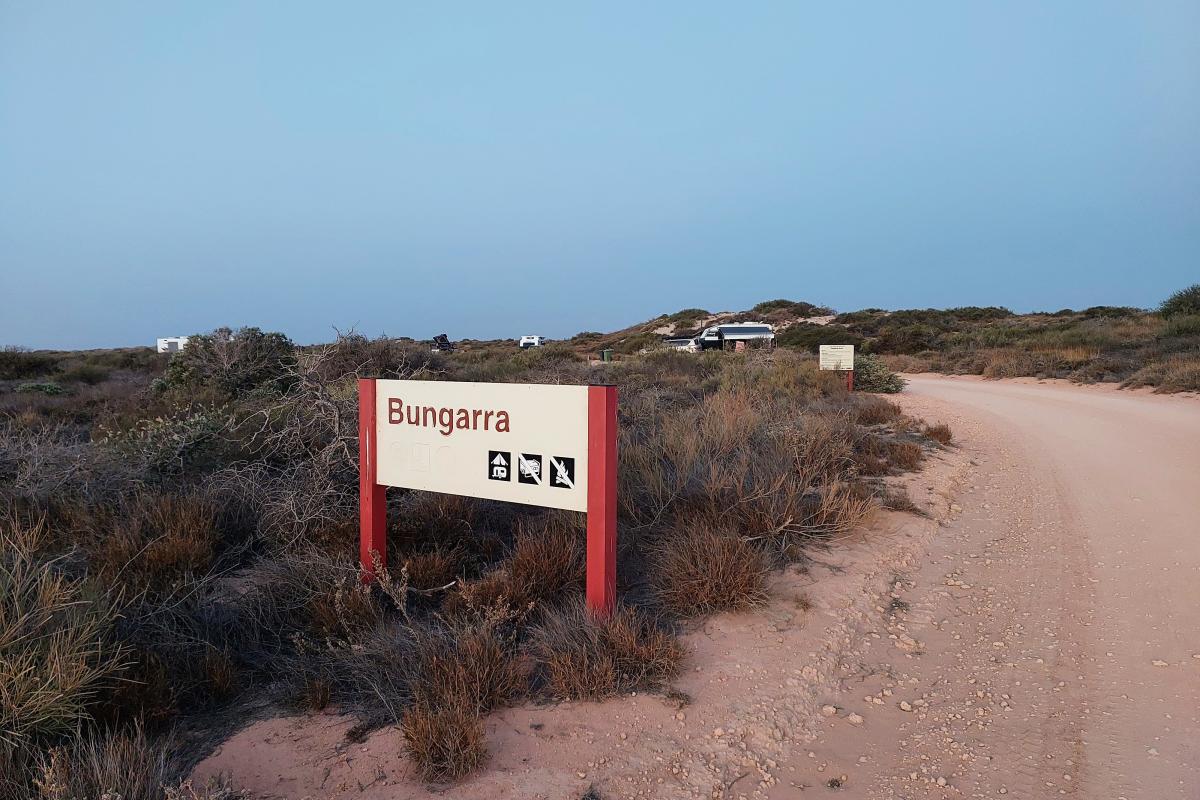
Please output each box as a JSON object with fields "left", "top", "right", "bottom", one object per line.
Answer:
{"left": 517, "top": 453, "right": 543, "bottom": 485}
{"left": 549, "top": 456, "right": 575, "bottom": 489}
{"left": 488, "top": 451, "right": 510, "bottom": 481}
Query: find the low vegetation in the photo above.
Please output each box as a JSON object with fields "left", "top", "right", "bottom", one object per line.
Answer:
{"left": 821, "top": 290, "right": 1199, "bottom": 392}
{"left": 0, "top": 324, "right": 942, "bottom": 792}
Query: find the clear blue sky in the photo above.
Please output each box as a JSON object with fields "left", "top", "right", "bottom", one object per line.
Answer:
{"left": 1, "top": 2, "right": 1197, "bottom": 349}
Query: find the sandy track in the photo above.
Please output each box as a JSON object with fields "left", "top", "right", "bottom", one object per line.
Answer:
{"left": 775, "top": 376, "right": 1200, "bottom": 799}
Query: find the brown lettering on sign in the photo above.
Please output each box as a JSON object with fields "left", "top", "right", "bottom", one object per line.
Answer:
{"left": 386, "top": 398, "right": 512, "bottom": 437}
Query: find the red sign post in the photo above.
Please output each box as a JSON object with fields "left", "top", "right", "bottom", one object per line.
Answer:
{"left": 356, "top": 378, "right": 619, "bottom": 617}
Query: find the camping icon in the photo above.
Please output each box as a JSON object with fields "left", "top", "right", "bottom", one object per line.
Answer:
{"left": 487, "top": 451, "right": 510, "bottom": 481}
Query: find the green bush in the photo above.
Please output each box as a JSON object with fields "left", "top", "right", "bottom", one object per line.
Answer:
{"left": 160, "top": 327, "right": 295, "bottom": 398}
{"left": 16, "top": 382, "right": 65, "bottom": 396}
{"left": 1163, "top": 314, "right": 1200, "bottom": 338}
{"left": 751, "top": 299, "right": 833, "bottom": 317}
{"left": 1160, "top": 284, "right": 1200, "bottom": 319}
{"left": 663, "top": 308, "right": 709, "bottom": 328}
{"left": 853, "top": 353, "right": 905, "bottom": 393}
{"left": 776, "top": 323, "right": 863, "bottom": 352}
{"left": 1081, "top": 305, "right": 1143, "bottom": 318}
{"left": 0, "top": 347, "right": 58, "bottom": 380}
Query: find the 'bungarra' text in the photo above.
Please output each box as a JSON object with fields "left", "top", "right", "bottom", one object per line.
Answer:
{"left": 387, "top": 398, "right": 510, "bottom": 436}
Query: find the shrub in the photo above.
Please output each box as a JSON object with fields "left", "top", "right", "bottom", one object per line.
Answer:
{"left": 879, "top": 487, "right": 924, "bottom": 515}
{"left": 0, "top": 347, "right": 58, "bottom": 380}
{"left": 1081, "top": 305, "right": 1143, "bottom": 319}
{"left": 16, "top": 382, "right": 65, "bottom": 396}
{"left": 751, "top": 299, "right": 833, "bottom": 317}
{"left": 663, "top": 308, "right": 709, "bottom": 328}
{"left": 411, "top": 624, "right": 526, "bottom": 715}
{"left": 160, "top": 326, "right": 295, "bottom": 398}
{"left": 58, "top": 364, "right": 110, "bottom": 385}
{"left": 1123, "top": 353, "right": 1200, "bottom": 393}
{"left": 530, "top": 602, "right": 684, "bottom": 701}
{"left": 775, "top": 323, "right": 864, "bottom": 352}
{"left": 613, "top": 332, "right": 662, "bottom": 355}
{"left": 1160, "top": 284, "right": 1200, "bottom": 319}
{"left": 402, "top": 547, "right": 463, "bottom": 593}
{"left": 649, "top": 526, "right": 770, "bottom": 617}
{"left": 853, "top": 354, "right": 905, "bottom": 393}
{"left": 1163, "top": 314, "right": 1200, "bottom": 338}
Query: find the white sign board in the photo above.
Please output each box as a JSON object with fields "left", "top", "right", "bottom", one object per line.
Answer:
{"left": 819, "top": 344, "right": 855, "bottom": 370}
{"left": 374, "top": 380, "right": 589, "bottom": 512}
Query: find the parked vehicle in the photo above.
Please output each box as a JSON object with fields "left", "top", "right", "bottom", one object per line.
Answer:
{"left": 156, "top": 336, "right": 190, "bottom": 353}
{"left": 696, "top": 322, "right": 775, "bottom": 351}
{"left": 664, "top": 337, "right": 700, "bottom": 353}
{"left": 430, "top": 333, "right": 455, "bottom": 353}
{"left": 519, "top": 335, "right": 546, "bottom": 349}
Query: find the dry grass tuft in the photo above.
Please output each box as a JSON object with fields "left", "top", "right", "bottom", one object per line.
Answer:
{"left": 80, "top": 491, "right": 219, "bottom": 593}
{"left": 854, "top": 396, "right": 903, "bottom": 425}
{"left": 402, "top": 701, "right": 487, "bottom": 783}
{"left": 649, "top": 526, "right": 770, "bottom": 617}
{"left": 507, "top": 514, "right": 585, "bottom": 604}
{"left": 879, "top": 487, "right": 926, "bottom": 515}
{"left": 402, "top": 547, "right": 463, "bottom": 592}
{"left": 530, "top": 602, "right": 684, "bottom": 701}
{"left": 30, "top": 724, "right": 174, "bottom": 800}
{"left": 413, "top": 624, "right": 527, "bottom": 715}
{"left": 400, "top": 621, "right": 523, "bottom": 783}
{"left": 886, "top": 440, "right": 924, "bottom": 471}
{"left": 1, "top": 516, "right": 126, "bottom": 753}
{"left": 923, "top": 423, "right": 954, "bottom": 445}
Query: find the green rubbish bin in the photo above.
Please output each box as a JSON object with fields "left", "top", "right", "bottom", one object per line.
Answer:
{"left": 600, "top": 349, "right": 614, "bottom": 363}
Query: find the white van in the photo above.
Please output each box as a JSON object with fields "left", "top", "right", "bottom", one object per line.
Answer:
{"left": 519, "top": 335, "right": 546, "bottom": 349}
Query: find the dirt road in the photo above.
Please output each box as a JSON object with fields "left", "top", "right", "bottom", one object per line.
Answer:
{"left": 777, "top": 376, "right": 1200, "bottom": 799}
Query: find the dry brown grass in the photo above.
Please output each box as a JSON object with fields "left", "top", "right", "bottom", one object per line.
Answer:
{"left": 649, "top": 526, "right": 770, "bottom": 617}
{"left": 1, "top": 516, "right": 127, "bottom": 754}
{"left": 0, "top": 336, "right": 945, "bottom": 789}
{"left": 531, "top": 602, "right": 684, "bottom": 701}
{"left": 400, "top": 621, "right": 524, "bottom": 783}
{"left": 1123, "top": 353, "right": 1200, "bottom": 393}
{"left": 80, "top": 491, "right": 219, "bottom": 592}
{"left": 886, "top": 439, "right": 924, "bottom": 471}
{"left": 402, "top": 547, "right": 463, "bottom": 592}
{"left": 924, "top": 423, "right": 954, "bottom": 445}
{"left": 853, "top": 396, "right": 903, "bottom": 425}
{"left": 879, "top": 487, "right": 925, "bottom": 515}
{"left": 853, "top": 434, "right": 891, "bottom": 476}
{"left": 31, "top": 724, "right": 172, "bottom": 800}
{"left": 402, "top": 701, "right": 487, "bottom": 783}
{"left": 507, "top": 514, "right": 586, "bottom": 604}
{"left": 446, "top": 569, "right": 514, "bottom": 616}
{"left": 413, "top": 625, "right": 527, "bottom": 715}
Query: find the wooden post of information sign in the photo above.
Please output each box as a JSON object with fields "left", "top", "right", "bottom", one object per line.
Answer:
{"left": 357, "top": 379, "right": 618, "bottom": 617}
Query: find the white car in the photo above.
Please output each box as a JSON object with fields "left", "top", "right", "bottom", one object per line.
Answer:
{"left": 519, "top": 335, "right": 546, "bottom": 349}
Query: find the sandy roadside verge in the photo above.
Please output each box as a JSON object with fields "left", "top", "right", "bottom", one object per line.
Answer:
{"left": 192, "top": 437, "right": 971, "bottom": 799}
